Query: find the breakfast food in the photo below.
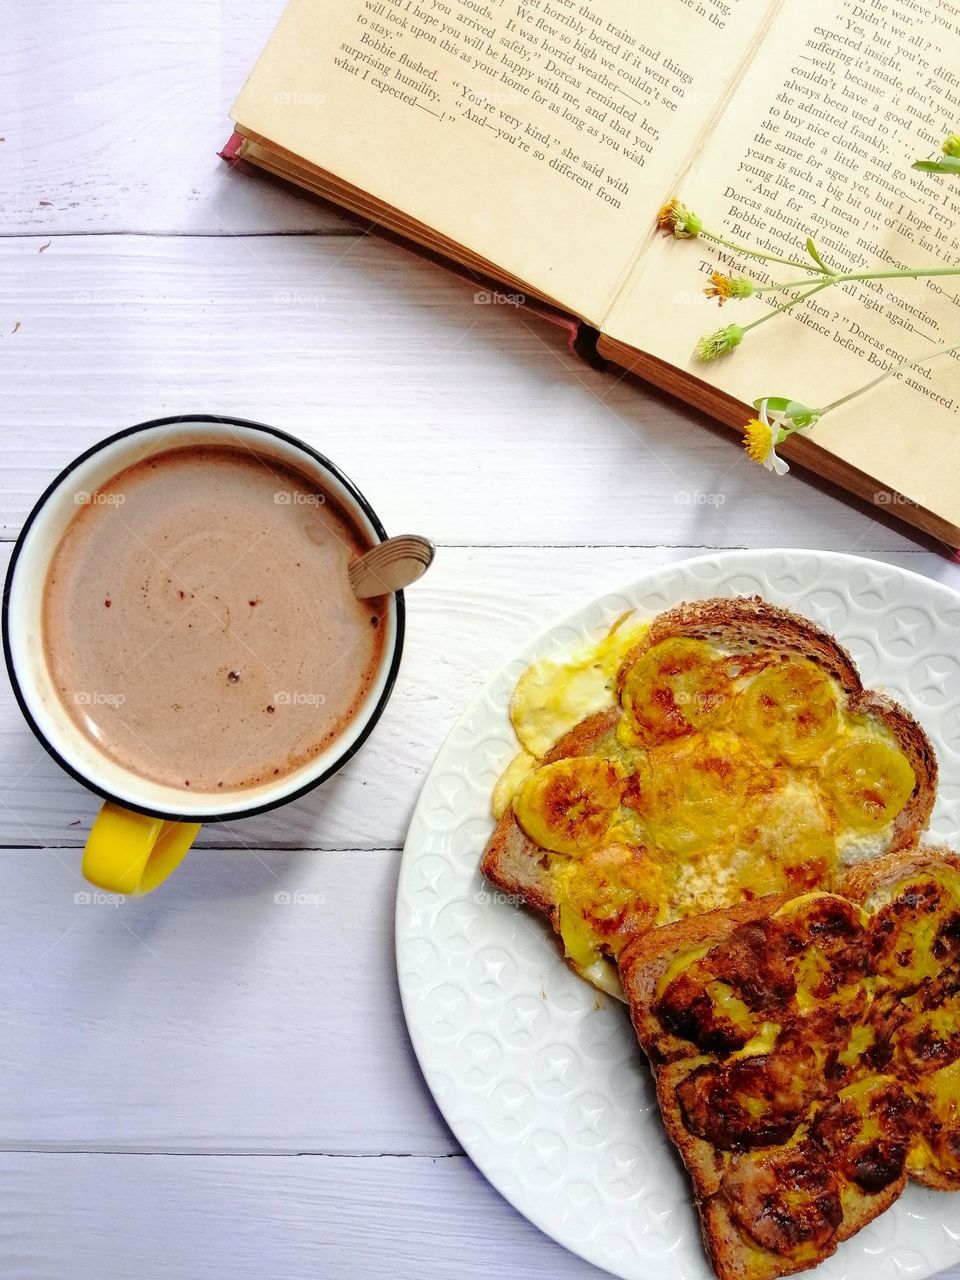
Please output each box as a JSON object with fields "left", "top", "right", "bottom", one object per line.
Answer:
{"left": 618, "top": 847, "right": 960, "bottom": 1280}
{"left": 481, "top": 597, "right": 938, "bottom": 995}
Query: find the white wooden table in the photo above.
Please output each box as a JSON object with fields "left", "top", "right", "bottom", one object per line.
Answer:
{"left": 3, "top": 3, "right": 960, "bottom": 1277}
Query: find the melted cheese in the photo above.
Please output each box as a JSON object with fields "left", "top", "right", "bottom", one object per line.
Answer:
{"left": 491, "top": 750, "right": 537, "bottom": 820}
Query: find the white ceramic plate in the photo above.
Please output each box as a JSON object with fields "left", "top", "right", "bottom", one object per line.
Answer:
{"left": 395, "top": 550, "right": 960, "bottom": 1280}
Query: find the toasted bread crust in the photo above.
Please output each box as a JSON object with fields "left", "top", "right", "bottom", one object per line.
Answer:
{"left": 629, "top": 596, "right": 863, "bottom": 695}
{"left": 480, "top": 810, "right": 556, "bottom": 917}
{"left": 838, "top": 842, "right": 960, "bottom": 902}
{"left": 481, "top": 709, "right": 617, "bottom": 925}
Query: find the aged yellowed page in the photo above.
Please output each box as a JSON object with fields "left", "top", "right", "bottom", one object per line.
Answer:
{"left": 231, "top": 0, "right": 776, "bottom": 322}
{"left": 604, "top": 0, "right": 960, "bottom": 521}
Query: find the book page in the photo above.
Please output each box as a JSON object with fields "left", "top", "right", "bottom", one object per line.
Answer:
{"left": 231, "top": 0, "right": 776, "bottom": 323}
{"left": 604, "top": 0, "right": 960, "bottom": 520}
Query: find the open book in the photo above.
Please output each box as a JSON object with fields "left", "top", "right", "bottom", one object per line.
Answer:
{"left": 226, "top": 0, "right": 960, "bottom": 548}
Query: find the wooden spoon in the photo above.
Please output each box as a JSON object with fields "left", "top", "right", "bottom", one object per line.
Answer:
{"left": 348, "top": 535, "right": 435, "bottom": 599}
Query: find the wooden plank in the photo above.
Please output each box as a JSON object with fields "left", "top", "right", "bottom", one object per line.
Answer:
{"left": 0, "top": 235, "right": 935, "bottom": 552}
{"left": 2, "top": 0, "right": 350, "bottom": 235}
{"left": 0, "top": 846, "right": 454, "bottom": 1152}
{"left": 0, "top": 1150, "right": 957, "bottom": 1280}
{"left": 2, "top": 545, "right": 956, "bottom": 850}
{"left": 0, "top": 1151, "right": 612, "bottom": 1280}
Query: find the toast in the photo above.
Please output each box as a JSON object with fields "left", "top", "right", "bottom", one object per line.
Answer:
{"left": 618, "top": 845, "right": 960, "bottom": 1280}
{"left": 481, "top": 597, "right": 938, "bottom": 991}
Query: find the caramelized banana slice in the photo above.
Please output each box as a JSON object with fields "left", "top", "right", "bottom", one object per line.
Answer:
{"left": 556, "top": 842, "right": 662, "bottom": 965}
{"left": 639, "top": 731, "right": 762, "bottom": 856}
{"left": 721, "top": 1142, "right": 842, "bottom": 1255}
{"left": 619, "top": 638, "right": 732, "bottom": 748}
{"left": 736, "top": 658, "right": 840, "bottom": 764}
{"left": 811, "top": 1075, "right": 914, "bottom": 1193}
{"left": 910, "top": 1059, "right": 960, "bottom": 1182}
{"left": 822, "top": 735, "right": 916, "bottom": 831}
{"left": 894, "top": 1003, "right": 960, "bottom": 1077}
{"left": 513, "top": 757, "right": 622, "bottom": 855}
{"left": 657, "top": 920, "right": 795, "bottom": 1053}
{"left": 677, "top": 1033, "right": 823, "bottom": 1149}
{"left": 775, "top": 894, "right": 869, "bottom": 1011}
{"left": 657, "top": 971, "right": 760, "bottom": 1055}
{"left": 869, "top": 874, "right": 960, "bottom": 987}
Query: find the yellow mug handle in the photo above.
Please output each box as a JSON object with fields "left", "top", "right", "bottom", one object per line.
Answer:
{"left": 82, "top": 803, "right": 201, "bottom": 896}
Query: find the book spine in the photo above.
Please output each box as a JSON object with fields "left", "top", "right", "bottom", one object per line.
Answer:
{"left": 218, "top": 131, "right": 244, "bottom": 163}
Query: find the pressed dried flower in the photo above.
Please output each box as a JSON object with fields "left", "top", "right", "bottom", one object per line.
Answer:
{"left": 695, "top": 324, "right": 744, "bottom": 362}
{"left": 705, "top": 272, "right": 754, "bottom": 304}
{"left": 656, "top": 198, "right": 703, "bottom": 239}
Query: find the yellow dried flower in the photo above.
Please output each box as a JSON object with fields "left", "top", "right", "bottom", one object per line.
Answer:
{"left": 656, "top": 198, "right": 703, "bottom": 239}
{"left": 705, "top": 272, "right": 754, "bottom": 304}
{"left": 743, "top": 417, "right": 781, "bottom": 470}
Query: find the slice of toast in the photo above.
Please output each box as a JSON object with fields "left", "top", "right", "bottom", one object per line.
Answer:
{"left": 839, "top": 846, "right": 960, "bottom": 1193}
{"left": 618, "top": 844, "right": 960, "bottom": 1280}
{"left": 481, "top": 597, "right": 938, "bottom": 987}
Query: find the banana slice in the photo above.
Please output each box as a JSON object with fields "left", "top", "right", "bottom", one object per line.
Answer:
{"left": 736, "top": 658, "right": 840, "bottom": 764}
{"left": 911, "top": 1060, "right": 960, "bottom": 1179}
{"left": 513, "top": 757, "right": 622, "bottom": 855}
{"left": 822, "top": 735, "right": 915, "bottom": 830}
{"left": 638, "top": 731, "right": 762, "bottom": 856}
{"left": 563, "top": 842, "right": 662, "bottom": 945}
{"left": 868, "top": 872, "right": 959, "bottom": 985}
{"left": 619, "top": 638, "right": 733, "bottom": 748}
{"left": 811, "top": 1075, "right": 913, "bottom": 1194}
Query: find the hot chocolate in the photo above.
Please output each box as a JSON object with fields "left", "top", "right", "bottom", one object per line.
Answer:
{"left": 42, "top": 444, "right": 385, "bottom": 792}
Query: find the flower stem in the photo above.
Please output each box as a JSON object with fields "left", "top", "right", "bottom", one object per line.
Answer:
{"left": 699, "top": 230, "right": 816, "bottom": 273}
{"left": 820, "top": 337, "right": 960, "bottom": 414}
{"left": 741, "top": 281, "right": 832, "bottom": 334}
{"left": 756, "top": 264, "right": 960, "bottom": 294}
